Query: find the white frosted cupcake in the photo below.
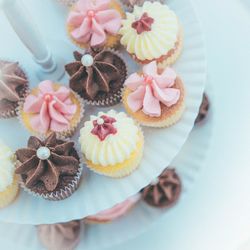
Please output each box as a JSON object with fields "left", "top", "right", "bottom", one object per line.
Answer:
{"left": 0, "top": 141, "right": 19, "bottom": 208}
{"left": 119, "top": 1, "right": 183, "bottom": 67}
{"left": 79, "top": 110, "right": 144, "bottom": 178}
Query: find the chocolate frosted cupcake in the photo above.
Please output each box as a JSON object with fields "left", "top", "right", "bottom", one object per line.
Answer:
{"left": 121, "top": 0, "right": 164, "bottom": 9}
{"left": 37, "top": 220, "right": 82, "bottom": 250}
{"left": 65, "top": 48, "right": 127, "bottom": 106}
{"left": 0, "top": 61, "right": 28, "bottom": 118}
{"left": 141, "top": 168, "right": 181, "bottom": 208}
{"left": 195, "top": 93, "right": 210, "bottom": 124}
{"left": 15, "top": 133, "right": 82, "bottom": 201}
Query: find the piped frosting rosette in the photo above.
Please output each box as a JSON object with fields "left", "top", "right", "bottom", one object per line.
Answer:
{"left": 123, "top": 61, "right": 185, "bottom": 127}
{"left": 66, "top": 0, "right": 124, "bottom": 48}
{"left": 79, "top": 110, "right": 144, "bottom": 178}
{"left": 15, "top": 133, "right": 83, "bottom": 201}
{"left": 18, "top": 80, "right": 84, "bottom": 138}
{"left": 119, "top": 1, "right": 183, "bottom": 65}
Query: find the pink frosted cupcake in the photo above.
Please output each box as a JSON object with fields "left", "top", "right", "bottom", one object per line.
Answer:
{"left": 85, "top": 194, "right": 140, "bottom": 224}
{"left": 66, "top": 0, "right": 125, "bottom": 49}
{"left": 122, "top": 61, "right": 185, "bottom": 128}
{"left": 19, "top": 80, "right": 84, "bottom": 138}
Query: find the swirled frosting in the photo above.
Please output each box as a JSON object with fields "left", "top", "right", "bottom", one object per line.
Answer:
{"left": 65, "top": 49, "right": 127, "bottom": 103}
{"left": 141, "top": 168, "right": 181, "bottom": 208}
{"left": 195, "top": 93, "right": 209, "bottom": 124}
{"left": 37, "top": 220, "right": 81, "bottom": 250}
{"left": 125, "top": 61, "right": 180, "bottom": 117}
{"left": 23, "top": 80, "right": 77, "bottom": 133}
{"left": 119, "top": 1, "right": 179, "bottom": 61}
{"left": 15, "top": 133, "right": 79, "bottom": 192}
{"left": 0, "top": 141, "right": 14, "bottom": 192}
{"left": 86, "top": 194, "right": 140, "bottom": 221}
{"left": 79, "top": 110, "right": 139, "bottom": 166}
{"left": 67, "top": 0, "right": 122, "bottom": 47}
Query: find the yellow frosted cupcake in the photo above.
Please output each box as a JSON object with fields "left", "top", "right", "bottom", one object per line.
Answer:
{"left": 79, "top": 110, "right": 144, "bottom": 178}
{"left": 66, "top": 0, "right": 125, "bottom": 49}
{"left": 119, "top": 1, "right": 183, "bottom": 67}
{"left": 122, "top": 61, "right": 185, "bottom": 128}
{"left": 19, "top": 80, "right": 84, "bottom": 139}
{"left": 0, "top": 141, "right": 19, "bottom": 208}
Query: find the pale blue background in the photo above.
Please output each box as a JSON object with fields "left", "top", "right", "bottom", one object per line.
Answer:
{"left": 0, "top": 0, "right": 249, "bottom": 249}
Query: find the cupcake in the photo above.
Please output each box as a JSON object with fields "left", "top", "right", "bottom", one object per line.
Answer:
{"left": 15, "top": 133, "right": 82, "bottom": 201}
{"left": 0, "top": 60, "right": 28, "bottom": 118}
{"left": 119, "top": 1, "right": 183, "bottom": 67}
{"left": 66, "top": 0, "right": 124, "bottom": 49}
{"left": 79, "top": 110, "right": 144, "bottom": 178}
{"left": 57, "top": 0, "right": 77, "bottom": 7}
{"left": 37, "top": 220, "right": 82, "bottom": 250}
{"left": 141, "top": 168, "right": 181, "bottom": 208}
{"left": 19, "top": 80, "right": 83, "bottom": 138}
{"left": 65, "top": 48, "right": 127, "bottom": 106}
{"left": 0, "top": 141, "right": 19, "bottom": 208}
{"left": 195, "top": 93, "right": 210, "bottom": 124}
{"left": 85, "top": 194, "right": 140, "bottom": 224}
{"left": 123, "top": 61, "right": 185, "bottom": 128}
{"left": 121, "top": 0, "right": 164, "bottom": 10}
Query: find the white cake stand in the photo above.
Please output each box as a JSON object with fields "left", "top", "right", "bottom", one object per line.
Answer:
{"left": 0, "top": 0, "right": 207, "bottom": 224}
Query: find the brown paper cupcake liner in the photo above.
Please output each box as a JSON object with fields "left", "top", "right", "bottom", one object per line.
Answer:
{"left": 84, "top": 48, "right": 127, "bottom": 107}
{"left": 17, "top": 89, "right": 84, "bottom": 140}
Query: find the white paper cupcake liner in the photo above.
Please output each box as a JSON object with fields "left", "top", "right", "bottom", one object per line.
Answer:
{"left": 17, "top": 88, "right": 85, "bottom": 140}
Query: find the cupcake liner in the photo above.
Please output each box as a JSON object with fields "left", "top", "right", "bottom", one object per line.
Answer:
{"left": 84, "top": 48, "right": 128, "bottom": 107}
{"left": 0, "top": 59, "right": 29, "bottom": 119}
{"left": 17, "top": 144, "right": 85, "bottom": 201}
{"left": 17, "top": 88, "right": 84, "bottom": 140}
{"left": 66, "top": 0, "right": 124, "bottom": 50}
